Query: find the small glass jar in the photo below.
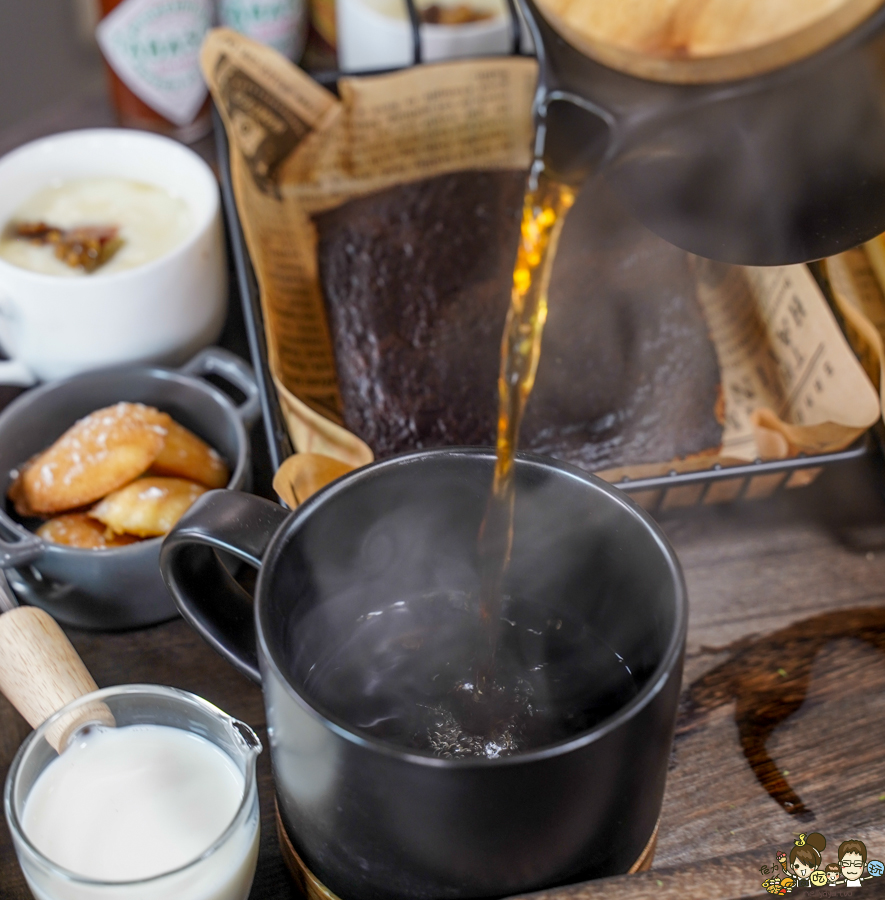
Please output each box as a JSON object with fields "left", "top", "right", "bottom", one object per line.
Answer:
{"left": 5, "top": 685, "right": 261, "bottom": 900}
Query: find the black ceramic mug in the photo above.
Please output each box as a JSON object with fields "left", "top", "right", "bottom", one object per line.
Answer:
{"left": 160, "top": 449, "right": 687, "bottom": 900}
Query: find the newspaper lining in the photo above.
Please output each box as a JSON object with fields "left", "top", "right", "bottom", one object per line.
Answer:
{"left": 824, "top": 237, "right": 885, "bottom": 420}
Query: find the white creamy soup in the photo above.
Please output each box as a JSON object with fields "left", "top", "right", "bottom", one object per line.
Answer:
{"left": 0, "top": 178, "right": 193, "bottom": 276}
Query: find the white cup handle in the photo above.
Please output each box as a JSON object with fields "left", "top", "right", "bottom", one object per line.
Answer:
{"left": 0, "top": 285, "right": 35, "bottom": 386}
{"left": 0, "top": 359, "right": 35, "bottom": 387}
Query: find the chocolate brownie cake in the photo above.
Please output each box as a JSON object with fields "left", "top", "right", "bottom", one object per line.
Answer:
{"left": 314, "top": 170, "right": 723, "bottom": 470}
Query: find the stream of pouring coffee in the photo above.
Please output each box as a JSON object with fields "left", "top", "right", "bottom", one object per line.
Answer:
{"left": 300, "top": 165, "right": 636, "bottom": 759}
{"left": 476, "top": 165, "right": 576, "bottom": 694}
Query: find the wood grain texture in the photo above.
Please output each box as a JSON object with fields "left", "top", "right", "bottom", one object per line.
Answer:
{"left": 534, "top": 0, "right": 885, "bottom": 82}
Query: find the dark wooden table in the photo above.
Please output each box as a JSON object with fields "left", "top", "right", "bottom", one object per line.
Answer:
{"left": 4, "top": 95, "right": 885, "bottom": 900}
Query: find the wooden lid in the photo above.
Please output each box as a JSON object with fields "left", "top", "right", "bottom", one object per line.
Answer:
{"left": 534, "top": 0, "right": 885, "bottom": 83}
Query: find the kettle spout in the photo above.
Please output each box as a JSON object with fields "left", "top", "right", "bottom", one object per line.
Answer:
{"left": 519, "top": 0, "right": 615, "bottom": 186}
{"left": 535, "top": 94, "right": 614, "bottom": 187}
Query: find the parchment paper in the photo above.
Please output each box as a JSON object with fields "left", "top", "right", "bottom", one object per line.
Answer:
{"left": 203, "top": 29, "right": 879, "bottom": 481}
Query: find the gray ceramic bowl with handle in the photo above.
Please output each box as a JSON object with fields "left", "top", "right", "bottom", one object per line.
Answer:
{"left": 0, "top": 347, "right": 259, "bottom": 630}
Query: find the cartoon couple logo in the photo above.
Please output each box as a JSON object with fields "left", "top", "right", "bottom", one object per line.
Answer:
{"left": 761, "top": 834, "right": 885, "bottom": 894}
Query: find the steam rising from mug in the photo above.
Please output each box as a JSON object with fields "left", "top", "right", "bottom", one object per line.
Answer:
{"left": 286, "top": 476, "right": 640, "bottom": 759}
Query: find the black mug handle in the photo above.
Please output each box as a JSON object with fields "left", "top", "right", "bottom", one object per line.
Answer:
{"left": 160, "top": 490, "right": 289, "bottom": 683}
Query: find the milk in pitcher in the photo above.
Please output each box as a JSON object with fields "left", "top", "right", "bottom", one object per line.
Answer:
{"left": 15, "top": 723, "right": 259, "bottom": 900}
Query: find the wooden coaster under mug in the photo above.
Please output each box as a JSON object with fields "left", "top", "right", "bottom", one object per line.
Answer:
{"left": 275, "top": 802, "right": 660, "bottom": 899}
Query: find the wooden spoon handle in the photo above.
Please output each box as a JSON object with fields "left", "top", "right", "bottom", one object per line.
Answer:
{"left": 0, "top": 607, "right": 113, "bottom": 752}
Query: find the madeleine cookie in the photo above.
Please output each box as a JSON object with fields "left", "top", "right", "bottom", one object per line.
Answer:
{"left": 37, "top": 513, "right": 141, "bottom": 549}
{"left": 18, "top": 403, "right": 171, "bottom": 515}
{"left": 149, "top": 419, "right": 229, "bottom": 488}
{"left": 89, "top": 477, "right": 208, "bottom": 538}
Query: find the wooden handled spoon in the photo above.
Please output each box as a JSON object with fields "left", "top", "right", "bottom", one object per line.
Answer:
{"left": 0, "top": 573, "right": 113, "bottom": 752}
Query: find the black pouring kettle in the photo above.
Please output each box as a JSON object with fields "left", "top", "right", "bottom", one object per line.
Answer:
{"left": 519, "top": 0, "right": 885, "bottom": 265}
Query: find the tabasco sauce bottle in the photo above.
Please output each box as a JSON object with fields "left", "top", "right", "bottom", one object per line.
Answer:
{"left": 96, "top": 0, "right": 213, "bottom": 143}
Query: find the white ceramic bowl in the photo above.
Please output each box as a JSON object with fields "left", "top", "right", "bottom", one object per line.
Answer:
{"left": 336, "top": 0, "right": 524, "bottom": 71}
{"left": 0, "top": 129, "right": 227, "bottom": 386}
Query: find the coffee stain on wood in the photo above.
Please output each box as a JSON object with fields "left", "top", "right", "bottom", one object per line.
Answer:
{"left": 676, "top": 606, "right": 885, "bottom": 818}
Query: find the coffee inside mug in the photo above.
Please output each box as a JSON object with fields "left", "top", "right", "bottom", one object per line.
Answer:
{"left": 260, "top": 452, "right": 678, "bottom": 760}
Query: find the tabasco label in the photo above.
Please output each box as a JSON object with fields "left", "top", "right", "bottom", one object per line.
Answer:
{"left": 96, "top": 0, "right": 213, "bottom": 127}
